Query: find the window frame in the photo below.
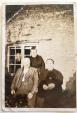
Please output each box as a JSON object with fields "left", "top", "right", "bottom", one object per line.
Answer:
{"left": 7, "top": 43, "right": 38, "bottom": 74}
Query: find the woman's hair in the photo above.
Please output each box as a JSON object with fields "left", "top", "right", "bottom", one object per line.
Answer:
{"left": 46, "top": 58, "right": 54, "bottom": 64}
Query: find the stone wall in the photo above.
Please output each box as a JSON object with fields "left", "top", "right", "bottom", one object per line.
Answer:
{"left": 6, "top": 5, "right": 75, "bottom": 89}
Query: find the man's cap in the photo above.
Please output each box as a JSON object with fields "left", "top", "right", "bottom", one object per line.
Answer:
{"left": 31, "top": 46, "right": 36, "bottom": 50}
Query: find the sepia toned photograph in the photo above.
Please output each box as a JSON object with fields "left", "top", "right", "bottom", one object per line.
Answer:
{"left": 2, "top": 2, "right": 76, "bottom": 111}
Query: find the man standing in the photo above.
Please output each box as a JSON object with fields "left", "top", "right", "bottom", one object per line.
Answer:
{"left": 11, "top": 58, "right": 38, "bottom": 107}
{"left": 30, "top": 46, "right": 45, "bottom": 83}
{"left": 37, "top": 58, "right": 63, "bottom": 108}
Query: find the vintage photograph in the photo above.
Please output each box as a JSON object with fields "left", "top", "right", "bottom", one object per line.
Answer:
{"left": 3, "top": 3, "right": 76, "bottom": 110}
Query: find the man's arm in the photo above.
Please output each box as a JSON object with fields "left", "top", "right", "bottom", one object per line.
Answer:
{"left": 40, "top": 56, "right": 45, "bottom": 70}
{"left": 11, "top": 68, "right": 20, "bottom": 90}
{"left": 45, "top": 70, "right": 63, "bottom": 90}
{"left": 31, "top": 69, "right": 38, "bottom": 94}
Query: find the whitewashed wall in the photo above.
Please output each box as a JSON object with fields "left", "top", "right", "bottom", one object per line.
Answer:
{"left": 7, "top": 5, "right": 75, "bottom": 89}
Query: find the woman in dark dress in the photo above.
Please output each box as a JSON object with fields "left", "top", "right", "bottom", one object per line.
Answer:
{"left": 37, "top": 58, "right": 63, "bottom": 108}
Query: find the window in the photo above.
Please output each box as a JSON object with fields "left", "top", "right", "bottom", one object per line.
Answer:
{"left": 7, "top": 44, "right": 37, "bottom": 75}
{"left": 24, "top": 46, "right": 31, "bottom": 58}
{"left": 8, "top": 46, "right": 21, "bottom": 74}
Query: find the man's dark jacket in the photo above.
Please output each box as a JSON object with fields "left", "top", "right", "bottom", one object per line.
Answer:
{"left": 30, "top": 55, "right": 45, "bottom": 83}
{"left": 30, "top": 55, "right": 45, "bottom": 70}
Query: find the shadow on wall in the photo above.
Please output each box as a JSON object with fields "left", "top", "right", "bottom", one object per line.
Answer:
{"left": 59, "top": 72, "right": 76, "bottom": 108}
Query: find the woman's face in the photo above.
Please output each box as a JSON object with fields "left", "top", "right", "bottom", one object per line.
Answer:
{"left": 45, "top": 60, "right": 54, "bottom": 71}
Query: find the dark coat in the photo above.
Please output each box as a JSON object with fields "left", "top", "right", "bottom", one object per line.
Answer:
{"left": 30, "top": 55, "right": 45, "bottom": 83}
{"left": 38, "top": 69, "right": 63, "bottom": 108}
{"left": 30, "top": 55, "right": 45, "bottom": 70}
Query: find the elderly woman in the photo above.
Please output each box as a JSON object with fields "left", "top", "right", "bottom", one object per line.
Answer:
{"left": 11, "top": 58, "right": 38, "bottom": 107}
{"left": 37, "top": 58, "right": 63, "bottom": 108}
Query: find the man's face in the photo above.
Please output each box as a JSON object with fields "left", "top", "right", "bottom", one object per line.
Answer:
{"left": 22, "top": 58, "right": 30, "bottom": 68}
{"left": 45, "top": 60, "right": 54, "bottom": 71}
{"left": 24, "top": 62, "right": 30, "bottom": 68}
{"left": 30, "top": 49, "right": 37, "bottom": 58}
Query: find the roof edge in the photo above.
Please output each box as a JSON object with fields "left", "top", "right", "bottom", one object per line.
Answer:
{"left": 7, "top": 5, "right": 25, "bottom": 24}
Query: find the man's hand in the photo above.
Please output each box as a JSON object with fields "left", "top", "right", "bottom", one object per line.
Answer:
{"left": 11, "top": 89, "right": 15, "bottom": 95}
{"left": 43, "top": 84, "right": 48, "bottom": 90}
{"left": 28, "top": 93, "right": 33, "bottom": 99}
{"left": 48, "top": 83, "right": 55, "bottom": 90}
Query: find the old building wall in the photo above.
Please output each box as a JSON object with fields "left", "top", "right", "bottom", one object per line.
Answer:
{"left": 7, "top": 5, "right": 75, "bottom": 89}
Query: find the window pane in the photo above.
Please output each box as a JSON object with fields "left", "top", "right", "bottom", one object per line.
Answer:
{"left": 16, "top": 59, "right": 21, "bottom": 64}
{"left": 10, "top": 47, "right": 15, "bottom": 55}
{"left": 9, "top": 56, "right": 15, "bottom": 64}
{"left": 9, "top": 65, "right": 14, "bottom": 73}
{"left": 16, "top": 49, "right": 21, "bottom": 54}
{"left": 24, "top": 49, "right": 30, "bottom": 55}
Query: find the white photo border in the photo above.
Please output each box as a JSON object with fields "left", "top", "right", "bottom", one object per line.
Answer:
{"left": 2, "top": 1, "right": 77, "bottom": 112}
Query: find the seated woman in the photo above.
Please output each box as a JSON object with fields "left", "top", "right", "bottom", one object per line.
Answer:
{"left": 37, "top": 58, "right": 63, "bottom": 108}
{"left": 11, "top": 58, "right": 38, "bottom": 108}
